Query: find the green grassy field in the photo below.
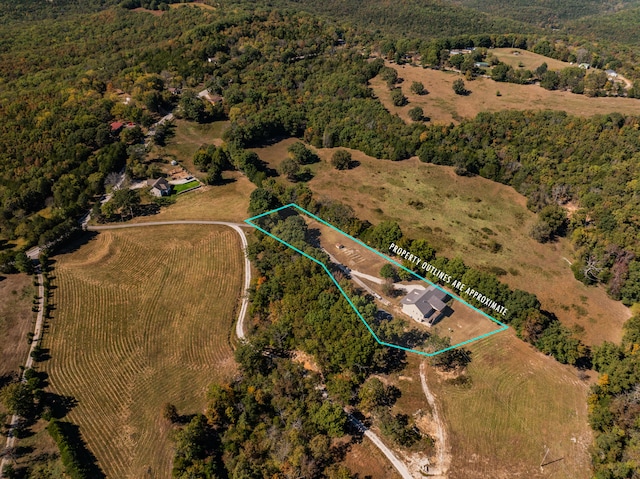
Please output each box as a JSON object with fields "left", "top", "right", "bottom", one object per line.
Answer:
{"left": 43, "top": 225, "right": 244, "bottom": 478}
{"left": 173, "top": 179, "right": 200, "bottom": 193}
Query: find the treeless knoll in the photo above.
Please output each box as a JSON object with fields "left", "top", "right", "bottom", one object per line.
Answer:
{"left": 371, "top": 60, "right": 640, "bottom": 124}
{"left": 43, "top": 225, "right": 243, "bottom": 479}
{"left": 0, "top": 273, "right": 34, "bottom": 377}
{"left": 252, "top": 139, "right": 630, "bottom": 345}
{"left": 424, "top": 331, "right": 591, "bottom": 479}
{"left": 490, "top": 48, "right": 570, "bottom": 71}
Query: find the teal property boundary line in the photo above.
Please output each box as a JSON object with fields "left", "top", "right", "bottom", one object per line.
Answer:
{"left": 245, "top": 203, "right": 508, "bottom": 357}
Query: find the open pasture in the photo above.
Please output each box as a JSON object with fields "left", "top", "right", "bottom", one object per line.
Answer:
{"left": 43, "top": 225, "right": 243, "bottom": 478}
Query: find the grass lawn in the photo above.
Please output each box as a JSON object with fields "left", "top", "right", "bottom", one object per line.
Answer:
{"left": 253, "top": 140, "right": 631, "bottom": 346}
{"left": 372, "top": 60, "right": 640, "bottom": 124}
{"left": 161, "top": 119, "right": 230, "bottom": 178}
{"left": 42, "top": 225, "right": 244, "bottom": 478}
{"left": 173, "top": 179, "right": 200, "bottom": 194}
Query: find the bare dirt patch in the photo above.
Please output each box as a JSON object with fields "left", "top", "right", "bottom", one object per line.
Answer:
{"left": 342, "top": 436, "right": 402, "bottom": 479}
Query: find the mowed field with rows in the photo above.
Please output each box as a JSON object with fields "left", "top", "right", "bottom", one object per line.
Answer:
{"left": 428, "top": 331, "right": 592, "bottom": 479}
{"left": 43, "top": 225, "right": 244, "bottom": 478}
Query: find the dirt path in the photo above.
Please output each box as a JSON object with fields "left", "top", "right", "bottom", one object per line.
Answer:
{"left": 346, "top": 412, "right": 414, "bottom": 479}
{"left": 420, "top": 361, "right": 451, "bottom": 478}
{"left": 0, "top": 270, "right": 45, "bottom": 478}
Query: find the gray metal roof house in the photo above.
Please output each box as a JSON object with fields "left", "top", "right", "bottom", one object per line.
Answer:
{"left": 401, "top": 285, "right": 450, "bottom": 326}
{"left": 148, "top": 177, "right": 172, "bottom": 197}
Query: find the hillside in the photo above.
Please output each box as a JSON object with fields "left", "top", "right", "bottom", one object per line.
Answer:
{"left": 273, "top": 0, "right": 537, "bottom": 37}
{"left": 1, "top": 1, "right": 639, "bottom": 477}
{"left": 43, "top": 225, "right": 244, "bottom": 478}
{"left": 444, "top": 0, "right": 640, "bottom": 26}
{"left": 567, "top": 6, "right": 640, "bottom": 45}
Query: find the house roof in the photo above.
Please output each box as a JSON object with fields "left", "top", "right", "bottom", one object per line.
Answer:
{"left": 110, "top": 121, "right": 124, "bottom": 131}
{"left": 150, "top": 177, "right": 171, "bottom": 191}
{"left": 401, "top": 285, "right": 448, "bottom": 316}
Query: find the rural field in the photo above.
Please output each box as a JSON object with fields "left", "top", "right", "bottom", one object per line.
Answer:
{"left": 378, "top": 334, "right": 591, "bottom": 479}
{"left": 0, "top": 273, "right": 35, "bottom": 377}
{"left": 371, "top": 60, "right": 640, "bottom": 124}
{"left": 253, "top": 141, "right": 630, "bottom": 346}
{"left": 42, "top": 225, "right": 244, "bottom": 478}
{"left": 157, "top": 119, "right": 230, "bottom": 180}
{"left": 424, "top": 331, "right": 592, "bottom": 478}
{"left": 489, "top": 48, "right": 572, "bottom": 71}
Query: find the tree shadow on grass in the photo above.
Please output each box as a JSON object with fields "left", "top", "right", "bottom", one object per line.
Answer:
{"left": 53, "top": 231, "right": 99, "bottom": 256}
{"left": 51, "top": 421, "right": 106, "bottom": 479}
{"left": 43, "top": 392, "right": 78, "bottom": 420}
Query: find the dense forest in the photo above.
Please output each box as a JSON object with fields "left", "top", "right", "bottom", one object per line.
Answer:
{"left": 444, "top": 0, "right": 640, "bottom": 27}
{"left": 1, "top": 0, "right": 640, "bottom": 477}
{"left": 567, "top": 6, "right": 640, "bottom": 45}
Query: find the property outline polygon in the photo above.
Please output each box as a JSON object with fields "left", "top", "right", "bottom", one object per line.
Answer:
{"left": 245, "top": 203, "right": 508, "bottom": 356}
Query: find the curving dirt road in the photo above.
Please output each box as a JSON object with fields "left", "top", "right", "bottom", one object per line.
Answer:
{"left": 420, "top": 361, "right": 451, "bottom": 478}
{"left": 90, "top": 221, "right": 416, "bottom": 476}
{"left": 347, "top": 412, "right": 414, "bottom": 479}
{"left": 6, "top": 220, "right": 416, "bottom": 478}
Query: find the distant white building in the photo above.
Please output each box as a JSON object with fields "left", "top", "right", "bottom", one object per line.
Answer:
{"left": 605, "top": 69, "right": 618, "bottom": 79}
{"left": 401, "top": 285, "right": 450, "bottom": 327}
{"left": 579, "top": 63, "right": 591, "bottom": 70}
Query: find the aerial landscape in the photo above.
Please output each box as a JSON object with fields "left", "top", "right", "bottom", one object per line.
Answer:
{"left": 0, "top": 1, "right": 639, "bottom": 478}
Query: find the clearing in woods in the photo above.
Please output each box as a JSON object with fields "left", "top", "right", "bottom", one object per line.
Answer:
{"left": 153, "top": 119, "right": 230, "bottom": 181}
{"left": 370, "top": 60, "right": 640, "bottom": 124}
{"left": 252, "top": 140, "right": 630, "bottom": 346}
{"left": 247, "top": 204, "right": 507, "bottom": 356}
{"left": 42, "top": 225, "right": 244, "bottom": 479}
{"left": 379, "top": 335, "right": 592, "bottom": 479}
{"left": 129, "top": 172, "right": 254, "bottom": 224}
{"left": 489, "top": 48, "right": 572, "bottom": 71}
